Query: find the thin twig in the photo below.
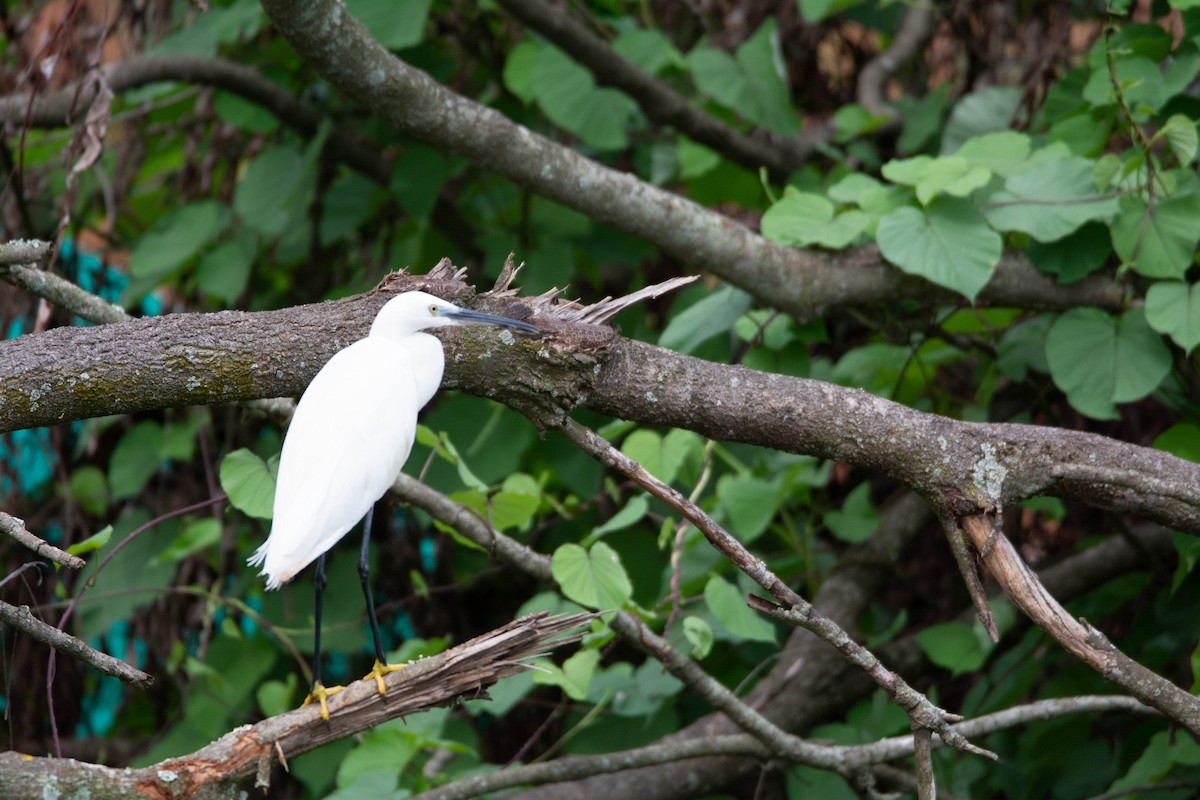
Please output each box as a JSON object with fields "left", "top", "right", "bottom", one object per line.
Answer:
{"left": 550, "top": 416, "right": 993, "bottom": 760}
{"left": 0, "top": 511, "right": 85, "bottom": 569}
{"left": 0, "top": 600, "right": 152, "bottom": 688}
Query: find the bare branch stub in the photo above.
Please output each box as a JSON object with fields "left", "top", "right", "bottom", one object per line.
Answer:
{"left": 960, "top": 514, "right": 1200, "bottom": 734}
{"left": 0, "top": 613, "right": 591, "bottom": 797}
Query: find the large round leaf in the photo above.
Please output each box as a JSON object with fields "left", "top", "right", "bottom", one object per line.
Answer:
{"left": 219, "top": 448, "right": 278, "bottom": 520}
{"left": 876, "top": 198, "right": 1001, "bottom": 300}
{"left": 1046, "top": 308, "right": 1173, "bottom": 419}
{"left": 1111, "top": 192, "right": 1200, "bottom": 279}
{"left": 981, "top": 155, "right": 1120, "bottom": 242}
{"left": 1145, "top": 281, "right": 1200, "bottom": 354}
{"left": 551, "top": 542, "right": 633, "bottom": 610}
{"left": 704, "top": 575, "right": 776, "bottom": 644}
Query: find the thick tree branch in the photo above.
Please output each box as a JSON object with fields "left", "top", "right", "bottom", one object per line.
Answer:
{"left": 255, "top": 0, "right": 1122, "bottom": 317}
{"left": 1, "top": 273, "right": 1195, "bottom": 535}
{"left": 0, "top": 612, "right": 589, "bottom": 800}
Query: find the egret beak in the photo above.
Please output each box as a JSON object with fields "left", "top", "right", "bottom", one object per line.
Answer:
{"left": 447, "top": 307, "right": 540, "bottom": 334}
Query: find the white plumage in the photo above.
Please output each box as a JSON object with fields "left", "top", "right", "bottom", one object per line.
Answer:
{"left": 248, "top": 290, "right": 537, "bottom": 588}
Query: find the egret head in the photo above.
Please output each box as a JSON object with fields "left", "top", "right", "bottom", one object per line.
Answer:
{"left": 370, "top": 290, "right": 539, "bottom": 340}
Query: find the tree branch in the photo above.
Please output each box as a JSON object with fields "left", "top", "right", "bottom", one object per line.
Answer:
{"left": 0, "top": 612, "right": 589, "bottom": 799}
{"left": 0, "top": 55, "right": 390, "bottom": 184}
{"left": 858, "top": 3, "right": 938, "bottom": 116}
{"left": 256, "top": 0, "right": 1122, "bottom": 317}
{"left": 493, "top": 0, "right": 821, "bottom": 180}
{"left": 1, "top": 511, "right": 85, "bottom": 569}
{"left": 550, "top": 416, "right": 990, "bottom": 760}
{"left": 958, "top": 513, "right": 1200, "bottom": 734}
{"left": 407, "top": 692, "right": 1153, "bottom": 800}
{"left": 1, "top": 272, "right": 1195, "bottom": 536}
{"left": 0, "top": 600, "right": 152, "bottom": 688}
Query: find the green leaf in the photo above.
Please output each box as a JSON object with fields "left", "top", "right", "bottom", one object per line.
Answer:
{"left": 941, "top": 86, "right": 1022, "bottom": 153}
{"left": 1027, "top": 222, "right": 1112, "bottom": 283}
{"left": 590, "top": 495, "right": 649, "bottom": 539}
{"left": 532, "top": 648, "right": 599, "bottom": 701}
{"left": 687, "top": 19, "right": 800, "bottom": 135}
{"left": 531, "top": 46, "right": 640, "bottom": 150}
{"left": 219, "top": 449, "right": 278, "bottom": 520}
{"left": 195, "top": 231, "right": 257, "bottom": 305}
{"left": 882, "top": 155, "right": 991, "bottom": 205}
{"left": 109, "top": 421, "right": 164, "bottom": 500}
{"left": 981, "top": 155, "right": 1120, "bottom": 242}
{"left": 129, "top": 200, "right": 232, "bottom": 282}
{"left": 876, "top": 198, "right": 1002, "bottom": 300}
{"left": 335, "top": 727, "right": 417, "bottom": 790}
{"left": 659, "top": 284, "right": 753, "bottom": 354}
{"left": 676, "top": 137, "right": 720, "bottom": 179}
{"left": 1112, "top": 192, "right": 1200, "bottom": 278}
{"left": 503, "top": 41, "right": 540, "bottom": 104}
{"left": 761, "top": 190, "right": 868, "bottom": 248}
{"left": 551, "top": 542, "right": 633, "bottom": 610}
{"left": 1046, "top": 111, "right": 1110, "bottom": 157}
{"left": 69, "top": 466, "right": 108, "bottom": 517}
{"left": 824, "top": 483, "right": 879, "bottom": 543}
{"left": 234, "top": 145, "right": 310, "bottom": 237}
{"left": 997, "top": 315, "right": 1053, "bottom": 380}
{"left": 704, "top": 575, "right": 776, "bottom": 643}
{"left": 682, "top": 616, "right": 713, "bottom": 659}
{"left": 344, "top": 0, "right": 432, "bottom": 50}
{"left": 1155, "top": 423, "right": 1200, "bottom": 463}
{"left": 66, "top": 525, "right": 112, "bottom": 557}
{"left": 916, "top": 621, "right": 991, "bottom": 676}
{"left": 1160, "top": 114, "right": 1199, "bottom": 165}
{"left": 1083, "top": 57, "right": 1168, "bottom": 112}
{"left": 1046, "top": 308, "right": 1174, "bottom": 419}
{"left": 450, "top": 489, "right": 539, "bottom": 531}
{"left": 319, "top": 173, "right": 381, "bottom": 246}
{"left": 827, "top": 173, "right": 884, "bottom": 204}
{"left": 213, "top": 91, "right": 278, "bottom": 134}
{"left": 1145, "top": 281, "right": 1200, "bottom": 354}
{"left": 833, "top": 104, "right": 889, "bottom": 141}
{"left": 716, "top": 474, "right": 779, "bottom": 543}
{"left": 797, "top": 0, "right": 865, "bottom": 23}
{"left": 895, "top": 85, "right": 951, "bottom": 155}
{"left": 256, "top": 675, "right": 297, "bottom": 718}
{"left": 952, "top": 131, "right": 1032, "bottom": 175}
{"left": 154, "top": 518, "right": 221, "bottom": 565}
{"left": 620, "top": 430, "right": 672, "bottom": 482}
{"left": 613, "top": 29, "right": 679, "bottom": 75}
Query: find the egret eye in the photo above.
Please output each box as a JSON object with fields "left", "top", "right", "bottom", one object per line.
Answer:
{"left": 428, "top": 304, "right": 438, "bottom": 315}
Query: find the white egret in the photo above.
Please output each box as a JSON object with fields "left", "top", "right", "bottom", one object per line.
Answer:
{"left": 249, "top": 290, "right": 539, "bottom": 718}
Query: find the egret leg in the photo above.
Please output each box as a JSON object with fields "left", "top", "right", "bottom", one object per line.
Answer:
{"left": 359, "top": 504, "right": 403, "bottom": 694}
{"left": 302, "top": 554, "right": 344, "bottom": 720}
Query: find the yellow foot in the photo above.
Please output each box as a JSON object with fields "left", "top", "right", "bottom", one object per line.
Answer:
{"left": 363, "top": 659, "right": 405, "bottom": 696}
{"left": 301, "top": 681, "right": 345, "bottom": 721}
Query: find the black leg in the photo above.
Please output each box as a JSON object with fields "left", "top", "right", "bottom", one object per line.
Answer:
{"left": 304, "top": 553, "right": 344, "bottom": 720}
{"left": 312, "top": 553, "right": 328, "bottom": 690}
{"left": 359, "top": 502, "right": 404, "bottom": 695}
{"left": 358, "top": 503, "right": 389, "bottom": 665}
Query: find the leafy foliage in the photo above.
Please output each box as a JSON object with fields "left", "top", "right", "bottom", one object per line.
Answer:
{"left": 3, "top": 1, "right": 1200, "bottom": 799}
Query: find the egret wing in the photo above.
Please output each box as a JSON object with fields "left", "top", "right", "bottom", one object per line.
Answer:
{"left": 254, "top": 339, "right": 421, "bottom": 586}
